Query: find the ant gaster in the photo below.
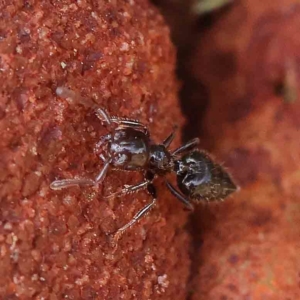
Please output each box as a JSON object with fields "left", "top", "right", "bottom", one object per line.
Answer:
{"left": 51, "top": 87, "right": 238, "bottom": 239}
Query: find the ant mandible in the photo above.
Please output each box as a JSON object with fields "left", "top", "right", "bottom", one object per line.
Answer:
{"left": 50, "top": 87, "right": 238, "bottom": 239}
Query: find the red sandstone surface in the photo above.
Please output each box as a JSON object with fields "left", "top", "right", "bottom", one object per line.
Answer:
{"left": 0, "top": 1, "right": 190, "bottom": 299}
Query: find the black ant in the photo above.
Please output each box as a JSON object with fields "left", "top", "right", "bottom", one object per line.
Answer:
{"left": 50, "top": 87, "right": 238, "bottom": 239}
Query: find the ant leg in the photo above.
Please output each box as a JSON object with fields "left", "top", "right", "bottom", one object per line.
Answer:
{"left": 165, "top": 180, "right": 194, "bottom": 211}
{"left": 50, "top": 158, "right": 112, "bottom": 190}
{"left": 56, "top": 86, "right": 95, "bottom": 109}
{"left": 50, "top": 178, "right": 95, "bottom": 190}
{"left": 105, "top": 180, "right": 149, "bottom": 199}
{"left": 95, "top": 106, "right": 148, "bottom": 135}
{"left": 94, "top": 157, "right": 112, "bottom": 182}
{"left": 56, "top": 87, "right": 114, "bottom": 127}
{"left": 96, "top": 108, "right": 149, "bottom": 135}
{"left": 95, "top": 108, "right": 112, "bottom": 125}
{"left": 56, "top": 86, "right": 77, "bottom": 100}
{"left": 162, "top": 126, "right": 178, "bottom": 148}
{"left": 111, "top": 118, "right": 149, "bottom": 136}
{"left": 112, "top": 183, "right": 157, "bottom": 240}
{"left": 107, "top": 180, "right": 149, "bottom": 198}
{"left": 106, "top": 170, "right": 155, "bottom": 198}
{"left": 172, "top": 138, "right": 200, "bottom": 156}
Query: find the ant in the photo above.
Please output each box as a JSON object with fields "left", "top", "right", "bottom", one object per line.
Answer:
{"left": 50, "top": 87, "right": 238, "bottom": 240}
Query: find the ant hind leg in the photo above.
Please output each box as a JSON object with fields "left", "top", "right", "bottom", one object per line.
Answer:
{"left": 112, "top": 183, "right": 157, "bottom": 241}
{"left": 165, "top": 180, "right": 194, "bottom": 211}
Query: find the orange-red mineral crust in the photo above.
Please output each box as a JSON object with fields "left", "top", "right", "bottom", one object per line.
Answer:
{"left": 0, "top": 1, "right": 190, "bottom": 299}
{"left": 189, "top": 0, "right": 300, "bottom": 299}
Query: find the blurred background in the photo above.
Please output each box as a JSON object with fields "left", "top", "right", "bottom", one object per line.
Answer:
{"left": 153, "top": 0, "right": 300, "bottom": 299}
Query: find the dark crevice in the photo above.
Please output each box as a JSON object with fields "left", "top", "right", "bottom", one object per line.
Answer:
{"left": 151, "top": 1, "right": 232, "bottom": 299}
{"left": 184, "top": 205, "right": 218, "bottom": 300}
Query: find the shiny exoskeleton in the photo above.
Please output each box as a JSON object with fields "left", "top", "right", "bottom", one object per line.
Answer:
{"left": 51, "top": 87, "right": 237, "bottom": 239}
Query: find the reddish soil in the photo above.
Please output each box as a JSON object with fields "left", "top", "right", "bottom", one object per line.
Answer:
{"left": 0, "top": 1, "right": 190, "bottom": 299}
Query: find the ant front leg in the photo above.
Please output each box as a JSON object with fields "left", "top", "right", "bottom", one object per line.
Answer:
{"left": 112, "top": 183, "right": 157, "bottom": 241}
{"left": 50, "top": 157, "right": 112, "bottom": 190}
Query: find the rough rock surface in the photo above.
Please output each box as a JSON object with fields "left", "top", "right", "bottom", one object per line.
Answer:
{"left": 188, "top": 0, "right": 300, "bottom": 299}
{"left": 0, "top": 1, "right": 190, "bottom": 299}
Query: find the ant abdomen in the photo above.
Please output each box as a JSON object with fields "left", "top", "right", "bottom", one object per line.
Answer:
{"left": 175, "top": 151, "right": 237, "bottom": 202}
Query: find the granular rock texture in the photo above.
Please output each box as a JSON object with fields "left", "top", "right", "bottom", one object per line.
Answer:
{"left": 0, "top": 1, "right": 190, "bottom": 299}
{"left": 188, "top": 0, "right": 300, "bottom": 299}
